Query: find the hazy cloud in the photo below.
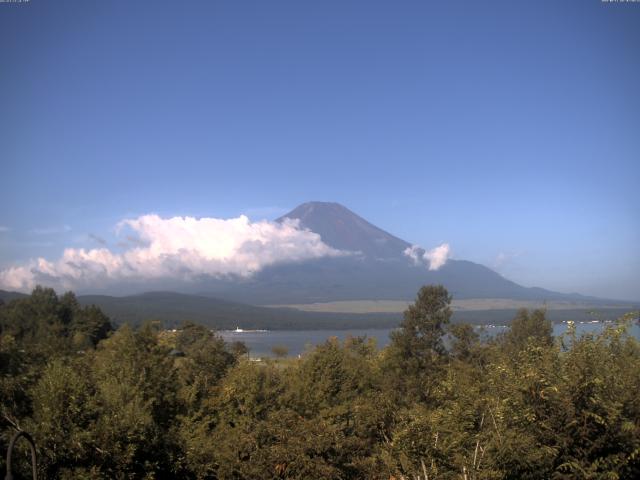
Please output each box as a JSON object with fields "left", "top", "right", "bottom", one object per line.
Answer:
{"left": 88, "top": 233, "right": 107, "bottom": 245}
{"left": 493, "top": 251, "right": 524, "bottom": 270}
{"left": 404, "top": 243, "right": 451, "bottom": 270}
{"left": 30, "top": 225, "right": 72, "bottom": 235}
{"left": 0, "top": 214, "right": 346, "bottom": 292}
{"left": 0, "top": 226, "right": 10, "bottom": 233}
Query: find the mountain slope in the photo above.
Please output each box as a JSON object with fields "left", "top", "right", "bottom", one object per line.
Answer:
{"left": 277, "top": 201, "right": 410, "bottom": 259}
{"left": 202, "top": 255, "right": 601, "bottom": 304}
{"left": 0, "top": 289, "right": 28, "bottom": 303}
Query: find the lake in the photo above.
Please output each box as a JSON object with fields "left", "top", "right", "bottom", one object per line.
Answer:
{"left": 219, "top": 320, "right": 640, "bottom": 358}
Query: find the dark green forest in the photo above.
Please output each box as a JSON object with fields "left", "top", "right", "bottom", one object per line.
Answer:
{"left": 1, "top": 286, "right": 639, "bottom": 479}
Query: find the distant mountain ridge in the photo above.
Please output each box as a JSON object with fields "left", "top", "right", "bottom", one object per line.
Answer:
{"left": 1, "top": 289, "right": 633, "bottom": 331}
{"left": 0, "top": 289, "right": 28, "bottom": 303}
{"left": 73, "top": 291, "right": 401, "bottom": 330}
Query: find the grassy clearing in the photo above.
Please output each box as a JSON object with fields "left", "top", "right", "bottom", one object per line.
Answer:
{"left": 267, "top": 298, "right": 634, "bottom": 314}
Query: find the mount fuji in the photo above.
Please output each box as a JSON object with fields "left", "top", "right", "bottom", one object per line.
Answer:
{"left": 197, "top": 202, "right": 598, "bottom": 305}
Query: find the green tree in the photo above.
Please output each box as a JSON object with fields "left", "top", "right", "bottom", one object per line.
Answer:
{"left": 503, "top": 308, "right": 553, "bottom": 351}
{"left": 88, "top": 323, "right": 179, "bottom": 478}
{"left": 174, "top": 322, "right": 236, "bottom": 412}
{"left": 553, "top": 321, "right": 640, "bottom": 478}
{"left": 71, "top": 304, "right": 113, "bottom": 348}
{"left": 29, "top": 358, "right": 97, "bottom": 478}
{"left": 448, "top": 323, "right": 481, "bottom": 362}
{"left": 384, "top": 285, "right": 452, "bottom": 402}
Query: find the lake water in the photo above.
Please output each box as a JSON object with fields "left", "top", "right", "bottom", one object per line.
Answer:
{"left": 219, "top": 321, "right": 640, "bottom": 358}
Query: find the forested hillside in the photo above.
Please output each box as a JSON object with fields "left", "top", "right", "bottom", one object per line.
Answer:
{"left": 76, "top": 291, "right": 402, "bottom": 330}
{"left": 1, "top": 286, "right": 639, "bottom": 479}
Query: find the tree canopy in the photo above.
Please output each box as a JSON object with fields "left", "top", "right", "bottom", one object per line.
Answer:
{"left": 1, "top": 286, "right": 639, "bottom": 479}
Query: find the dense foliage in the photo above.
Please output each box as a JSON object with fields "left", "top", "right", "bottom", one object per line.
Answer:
{"left": 1, "top": 286, "right": 639, "bottom": 479}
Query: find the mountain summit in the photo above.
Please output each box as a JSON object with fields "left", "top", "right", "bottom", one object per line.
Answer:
{"left": 277, "top": 202, "right": 410, "bottom": 259}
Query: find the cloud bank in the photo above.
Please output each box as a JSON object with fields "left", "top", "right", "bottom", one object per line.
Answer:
{"left": 0, "top": 214, "right": 345, "bottom": 292}
{"left": 404, "top": 243, "right": 451, "bottom": 270}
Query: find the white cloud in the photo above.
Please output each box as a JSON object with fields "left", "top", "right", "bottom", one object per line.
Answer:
{"left": 404, "top": 243, "right": 451, "bottom": 270}
{"left": 425, "top": 243, "right": 451, "bottom": 270}
{"left": 404, "top": 245, "right": 423, "bottom": 265}
{"left": 0, "top": 214, "right": 346, "bottom": 292}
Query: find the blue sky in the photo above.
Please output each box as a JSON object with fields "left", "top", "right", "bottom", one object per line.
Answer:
{"left": 1, "top": 0, "right": 639, "bottom": 300}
